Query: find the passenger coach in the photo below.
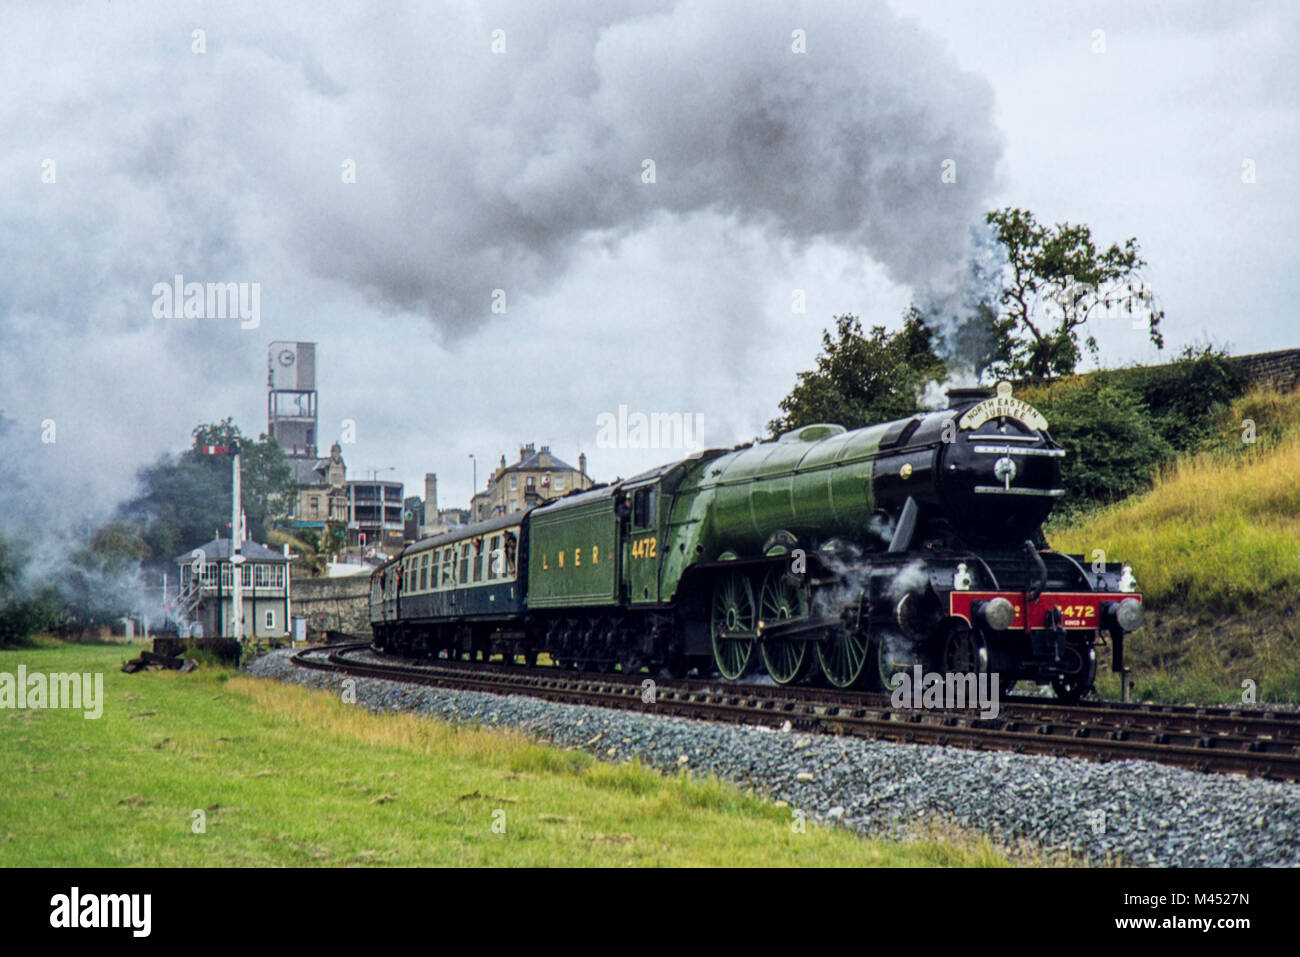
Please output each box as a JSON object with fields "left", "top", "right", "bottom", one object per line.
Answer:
{"left": 370, "top": 513, "right": 527, "bottom": 660}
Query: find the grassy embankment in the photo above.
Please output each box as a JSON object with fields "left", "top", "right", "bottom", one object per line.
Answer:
{"left": 2, "top": 638, "right": 1034, "bottom": 867}
{"left": 1047, "top": 386, "right": 1300, "bottom": 703}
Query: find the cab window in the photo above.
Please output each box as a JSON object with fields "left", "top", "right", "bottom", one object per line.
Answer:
{"left": 633, "top": 487, "right": 656, "bottom": 528}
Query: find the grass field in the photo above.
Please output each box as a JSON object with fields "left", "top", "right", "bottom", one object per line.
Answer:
{"left": 1, "top": 639, "right": 1025, "bottom": 867}
{"left": 1050, "top": 387, "right": 1300, "bottom": 703}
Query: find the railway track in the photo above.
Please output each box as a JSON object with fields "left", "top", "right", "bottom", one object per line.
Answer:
{"left": 291, "top": 642, "right": 1300, "bottom": 782}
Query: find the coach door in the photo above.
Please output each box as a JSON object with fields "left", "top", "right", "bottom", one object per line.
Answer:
{"left": 627, "top": 485, "right": 660, "bottom": 604}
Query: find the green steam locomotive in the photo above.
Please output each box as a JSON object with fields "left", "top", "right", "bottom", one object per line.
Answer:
{"left": 370, "top": 382, "right": 1143, "bottom": 700}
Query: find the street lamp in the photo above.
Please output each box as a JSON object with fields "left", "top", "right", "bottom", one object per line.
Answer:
{"left": 468, "top": 454, "right": 477, "bottom": 520}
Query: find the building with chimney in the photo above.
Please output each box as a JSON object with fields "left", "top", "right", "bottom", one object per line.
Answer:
{"left": 286, "top": 441, "right": 349, "bottom": 530}
{"left": 470, "top": 444, "right": 592, "bottom": 521}
{"left": 417, "top": 472, "right": 470, "bottom": 538}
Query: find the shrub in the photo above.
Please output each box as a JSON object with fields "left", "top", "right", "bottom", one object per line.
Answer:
{"left": 1029, "top": 380, "right": 1172, "bottom": 522}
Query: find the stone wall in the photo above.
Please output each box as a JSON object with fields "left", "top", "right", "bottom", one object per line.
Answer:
{"left": 291, "top": 574, "right": 370, "bottom": 639}
{"left": 1230, "top": 347, "right": 1300, "bottom": 390}
{"left": 1013, "top": 347, "right": 1300, "bottom": 393}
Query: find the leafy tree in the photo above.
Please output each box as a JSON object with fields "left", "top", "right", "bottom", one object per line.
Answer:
{"left": 768, "top": 311, "right": 948, "bottom": 435}
{"left": 119, "top": 419, "right": 295, "bottom": 569}
{"left": 986, "top": 207, "right": 1165, "bottom": 381}
{"left": 324, "top": 521, "right": 347, "bottom": 556}
{"left": 190, "top": 418, "right": 296, "bottom": 535}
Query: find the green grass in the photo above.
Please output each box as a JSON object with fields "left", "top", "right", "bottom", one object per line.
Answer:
{"left": 1049, "top": 386, "right": 1300, "bottom": 704}
{"left": 0, "top": 640, "right": 1034, "bottom": 866}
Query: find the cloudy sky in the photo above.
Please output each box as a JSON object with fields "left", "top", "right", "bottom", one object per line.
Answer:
{"left": 2, "top": 0, "right": 1296, "bottom": 536}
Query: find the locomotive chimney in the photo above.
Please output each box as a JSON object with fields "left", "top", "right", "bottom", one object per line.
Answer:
{"left": 945, "top": 386, "right": 993, "bottom": 409}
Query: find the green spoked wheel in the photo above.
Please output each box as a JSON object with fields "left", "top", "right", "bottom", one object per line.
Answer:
{"left": 871, "top": 635, "right": 914, "bottom": 692}
{"left": 711, "top": 572, "right": 756, "bottom": 680}
{"left": 817, "top": 627, "right": 870, "bottom": 689}
{"left": 758, "top": 568, "right": 811, "bottom": 685}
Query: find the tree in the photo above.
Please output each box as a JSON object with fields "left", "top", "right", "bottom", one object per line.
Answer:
{"left": 119, "top": 419, "right": 296, "bottom": 569}
{"left": 769, "top": 311, "right": 948, "bottom": 435}
{"left": 0, "top": 534, "right": 60, "bottom": 646}
{"left": 190, "top": 419, "right": 296, "bottom": 538}
{"left": 986, "top": 207, "right": 1164, "bottom": 381}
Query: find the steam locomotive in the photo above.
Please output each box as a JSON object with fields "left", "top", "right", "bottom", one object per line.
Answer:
{"left": 370, "top": 382, "right": 1143, "bottom": 701}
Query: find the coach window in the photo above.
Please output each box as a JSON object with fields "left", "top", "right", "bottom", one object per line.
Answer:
{"left": 504, "top": 530, "right": 518, "bottom": 578}
{"left": 473, "top": 538, "right": 485, "bottom": 582}
{"left": 442, "top": 548, "right": 454, "bottom": 587}
{"left": 487, "top": 535, "right": 502, "bottom": 580}
{"left": 459, "top": 543, "right": 470, "bottom": 582}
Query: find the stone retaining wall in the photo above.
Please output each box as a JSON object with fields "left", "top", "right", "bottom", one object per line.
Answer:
{"left": 290, "top": 574, "right": 370, "bottom": 639}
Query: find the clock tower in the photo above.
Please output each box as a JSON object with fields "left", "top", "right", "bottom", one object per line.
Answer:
{"left": 267, "top": 341, "right": 318, "bottom": 458}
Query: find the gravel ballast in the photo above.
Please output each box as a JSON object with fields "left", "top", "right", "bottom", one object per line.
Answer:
{"left": 247, "top": 649, "right": 1300, "bottom": 867}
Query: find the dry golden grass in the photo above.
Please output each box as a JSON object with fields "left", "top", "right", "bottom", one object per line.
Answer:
{"left": 1052, "top": 401, "right": 1300, "bottom": 613}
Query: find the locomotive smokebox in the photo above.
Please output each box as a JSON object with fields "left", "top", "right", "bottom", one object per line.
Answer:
{"left": 945, "top": 386, "right": 993, "bottom": 409}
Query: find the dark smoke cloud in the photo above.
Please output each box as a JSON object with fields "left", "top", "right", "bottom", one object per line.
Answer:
{"left": 280, "top": 0, "right": 1002, "bottom": 329}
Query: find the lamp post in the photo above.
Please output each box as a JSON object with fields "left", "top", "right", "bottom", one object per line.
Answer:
{"left": 468, "top": 453, "right": 477, "bottom": 520}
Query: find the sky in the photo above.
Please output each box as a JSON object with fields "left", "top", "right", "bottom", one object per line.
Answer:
{"left": 1, "top": 0, "right": 1296, "bottom": 541}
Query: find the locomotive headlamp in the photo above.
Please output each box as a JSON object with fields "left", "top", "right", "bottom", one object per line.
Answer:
{"left": 977, "top": 597, "right": 1015, "bottom": 631}
{"left": 1102, "top": 597, "right": 1144, "bottom": 633}
{"left": 1115, "top": 597, "right": 1143, "bottom": 632}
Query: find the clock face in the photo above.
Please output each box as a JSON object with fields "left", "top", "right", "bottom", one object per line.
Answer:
{"left": 278, "top": 349, "right": 296, "bottom": 367}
